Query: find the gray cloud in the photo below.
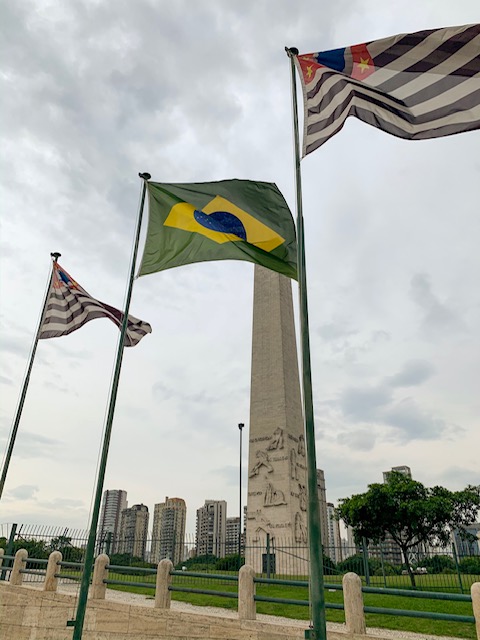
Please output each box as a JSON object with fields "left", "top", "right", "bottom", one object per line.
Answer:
{"left": 40, "top": 497, "right": 85, "bottom": 509}
{"left": 409, "top": 273, "right": 463, "bottom": 334}
{"left": 433, "top": 466, "right": 480, "bottom": 489}
{"left": 6, "top": 484, "right": 39, "bottom": 500}
{"left": 0, "top": 431, "right": 62, "bottom": 459}
{"left": 340, "top": 385, "right": 393, "bottom": 421}
{"left": 317, "top": 322, "right": 358, "bottom": 342}
{"left": 210, "top": 465, "right": 239, "bottom": 486}
{"left": 383, "top": 398, "right": 448, "bottom": 442}
{"left": 337, "top": 429, "right": 377, "bottom": 452}
{"left": 0, "top": 374, "right": 13, "bottom": 386}
{"left": 0, "top": 335, "right": 31, "bottom": 359}
{"left": 43, "top": 379, "right": 75, "bottom": 394}
{"left": 387, "top": 359, "right": 435, "bottom": 387}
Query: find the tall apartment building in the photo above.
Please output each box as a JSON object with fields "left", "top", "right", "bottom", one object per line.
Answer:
{"left": 326, "top": 502, "right": 343, "bottom": 563}
{"left": 97, "top": 489, "right": 127, "bottom": 553}
{"left": 226, "top": 516, "right": 241, "bottom": 556}
{"left": 383, "top": 465, "right": 412, "bottom": 482}
{"left": 453, "top": 523, "right": 480, "bottom": 556}
{"left": 316, "top": 469, "right": 330, "bottom": 559}
{"left": 376, "top": 466, "right": 414, "bottom": 564}
{"left": 118, "top": 504, "right": 149, "bottom": 560}
{"left": 346, "top": 525, "right": 357, "bottom": 556}
{"left": 196, "top": 500, "right": 227, "bottom": 558}
{"left": 151, "top": 497, "right": 187, "bottom": 566}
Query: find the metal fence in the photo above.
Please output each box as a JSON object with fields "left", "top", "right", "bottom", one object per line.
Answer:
{"left": 1, "top": 523, "right": 479, "bottom": 593}
{"left": 0, "top": 549, "right": 476, "bottom": 634}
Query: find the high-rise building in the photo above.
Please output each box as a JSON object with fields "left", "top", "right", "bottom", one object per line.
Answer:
{"left": 326, "top": 502, "right": 343, "bottom": 563}
{"left": 118, "top": 504, "right": 149, "bottom": 560}
{"left": 97, "top": 489, "right": 127, "bottom": 554}
{"left": 382, "top": 465, "right": 412, "bottom": 483}
{"left": 151, "top": 497, "right": 187, "bottom": 566}
{"left": 377, "top": 466, "right": 414, "bottom": 564}
{"left": 196, "top": 500, "right": 227, "bottom": 558}
{"left": 453, "top": 523, "right": 480, "bottom": 557}
{"left": 226, "top": 516, "right": 241, "bottom": 556}
{"left": 316, "top": 470, "right": 330, "bottom": 559}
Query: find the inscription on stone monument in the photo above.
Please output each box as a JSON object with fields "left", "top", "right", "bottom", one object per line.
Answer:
{"left": 298, "top": 483, "right": 307, "bottom": 512}
{"left": 267, "top": 427, "right": 284, "bottom": 450}
{"left": 298, "top": 434, "right": 305, "bottom": 456}
{"left": 295, "top": 512, "right": 308, "bottom": 543}
{"left": 264, "top": 482, "right": 287, "bottom": 507}
{"left": 289, "top": 448, "right": 298, "bottom": 480}
{"left": 249, "top": 450, "right": 273, "bottom": 477}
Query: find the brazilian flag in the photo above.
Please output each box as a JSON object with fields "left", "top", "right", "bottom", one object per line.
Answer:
{"left": 138, "top": 180, "right": 298, "bottom": 280}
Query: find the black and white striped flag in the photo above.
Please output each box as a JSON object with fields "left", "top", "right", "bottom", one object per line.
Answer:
{"left": 295, "top": 24, "right": 480, "bottom": 156}
{"left": 39, "top": 262, "right": 152, "bottom": 347}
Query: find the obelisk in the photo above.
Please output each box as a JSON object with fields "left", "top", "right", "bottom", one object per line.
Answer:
{"left": 245, "top": 265, "right": 308, "bottom": 574}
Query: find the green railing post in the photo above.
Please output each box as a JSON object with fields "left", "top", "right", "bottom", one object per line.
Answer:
{"left": 362, "top": 538, "right": 370, "bottom": 586}
{"left": 105, "top": 532, "right": 112, "bottom": 557}
{"left": 452, "top": 545, "right": 464, "bottom": 594}
{"left": 380, "top": 544, "right": 387, "bottom": 589}
{"left": 266, "top": 533, "right": 271, "bottom": 580}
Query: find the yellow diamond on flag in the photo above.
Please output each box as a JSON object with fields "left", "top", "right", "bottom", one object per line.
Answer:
{"left": 164, "top": 195, "right": 285, "bottom": 252}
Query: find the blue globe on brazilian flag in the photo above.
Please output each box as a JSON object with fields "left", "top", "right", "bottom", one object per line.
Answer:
{"left": 138, "top": 180, "right": 298, "bottom": 280}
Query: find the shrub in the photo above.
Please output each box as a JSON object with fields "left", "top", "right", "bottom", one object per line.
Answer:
{"left": 336, "top": 554, "right": 382, "bottom": 576}
{"left": 459, "top": 556, "right": 480, "bottom": 575}
{"left": 421, "top": 555, "right": 455, "bottom": 574}
{"left": 215, "top": 554, "right": 244, "bottom": 571}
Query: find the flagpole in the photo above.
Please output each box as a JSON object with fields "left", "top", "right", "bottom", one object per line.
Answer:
{"left": 286, "top": 47, "right": 327, "bottom": 640}
{"left": 0, "top": 252, "right": 61, "bottom": 501}
{"left": 71, "top": 172, "right": 151, "bottom": 640}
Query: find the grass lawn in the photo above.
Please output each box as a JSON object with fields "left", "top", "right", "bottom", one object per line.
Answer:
{"left": 105, "top": 572, "right": 477, "bottom": 639}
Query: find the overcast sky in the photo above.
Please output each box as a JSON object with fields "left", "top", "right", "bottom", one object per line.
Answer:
{"left": 1, "top": 0, "right": 479, "bottom": 537}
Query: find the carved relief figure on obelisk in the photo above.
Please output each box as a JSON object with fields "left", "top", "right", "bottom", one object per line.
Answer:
{"left": 245, "top": 265, "right": 308, "bottom": 574}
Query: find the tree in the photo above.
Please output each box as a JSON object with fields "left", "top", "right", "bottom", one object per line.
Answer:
{"left": 13, "top": 538, "right": 49, "bottom": 560}
{"left": 336, "top": 553, "right": 385, "bottom": 577}
{"left": 215, "top": 554, "right": 245, "bottom": 571}
{"left": 336, "top": 472, "right": 480, "bottom": 587}
{"left": 49, "top": 535, "right": 83, "bottom": 563}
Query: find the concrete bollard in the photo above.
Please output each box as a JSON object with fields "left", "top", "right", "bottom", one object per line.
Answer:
{"left": 343, "top": 572, "right": 366, "bottom": 635}
{"left": 44, "top": 550, "right": 62, "bottom": 592}
{"left": 155, "top": 559, "right": 173, "bottom": 609}
{"left": 10, "top": 549, "right": 28, "bottom": 586}
{"left": 238, "top": 564, "right": 256, "bottom": 620}
{"left": 471, "top": 582, "right": 480, "bottom": 640}
{"left": 91, "top": 553, "right": 109, "bottom": 599}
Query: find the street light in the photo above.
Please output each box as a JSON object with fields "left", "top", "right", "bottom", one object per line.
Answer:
{"left": 238, "top": 422, "right": 245, "bottom": 565}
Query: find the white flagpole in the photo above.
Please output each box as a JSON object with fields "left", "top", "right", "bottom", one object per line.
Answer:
{"left": 0, "top": 252, "right": 60, "bottom": 501}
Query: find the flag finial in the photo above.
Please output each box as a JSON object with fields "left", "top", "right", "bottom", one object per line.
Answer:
{"left": 285, "top": 47, "right": 299, "bottom": 57}
{"left": 139, "top": 172, "right": 151, "bottom": 181}
{"left": 50, "top": 252, "right": 61, "bottom": 262}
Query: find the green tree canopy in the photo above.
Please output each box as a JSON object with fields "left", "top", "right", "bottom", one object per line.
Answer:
{"left": 335, "top": 472, "right": 480, "bottom": 586}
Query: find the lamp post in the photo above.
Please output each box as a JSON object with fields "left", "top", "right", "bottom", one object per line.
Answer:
{"left": 238, "top": 422, "right": 244, "bottom": 565}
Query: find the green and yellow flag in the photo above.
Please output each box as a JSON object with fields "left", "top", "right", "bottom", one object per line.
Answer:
{"left": 138, "top": 180, "right": 297, "bottom": 280}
